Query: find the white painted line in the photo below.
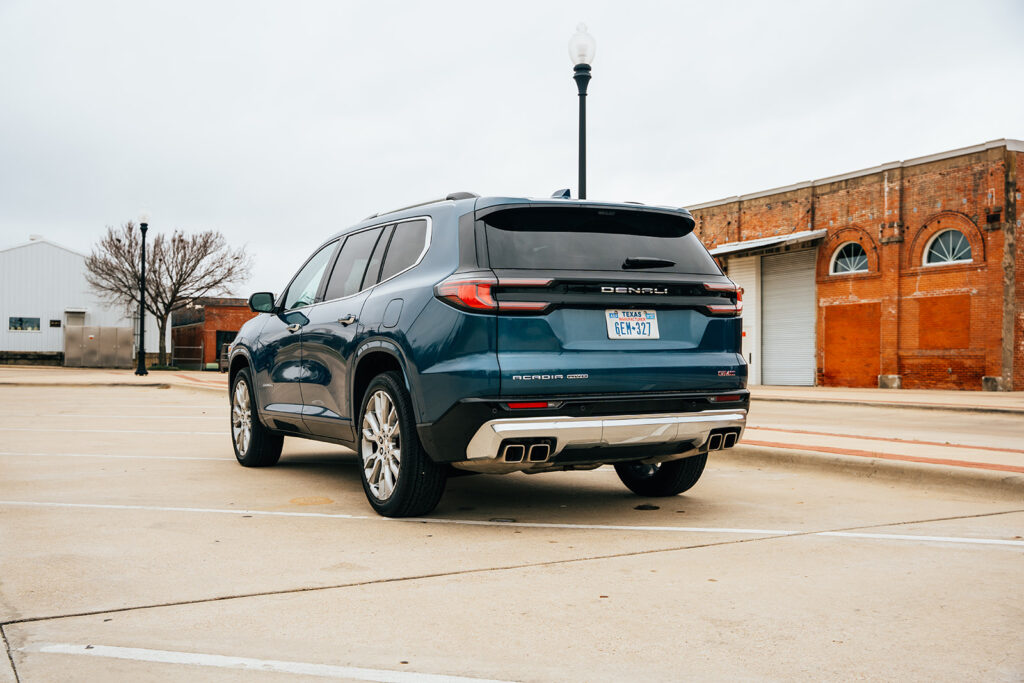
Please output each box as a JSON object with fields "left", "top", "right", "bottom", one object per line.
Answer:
{"left": 0, "top": 451, "right": 232, "bottom": 462}
{"left": 818, "top": 531, "right": 1024, "bottom": 547}
{"left": 1, "top": 500, "right": 1021, "bottom": 547}
{"left": 0, "top": 427, "right": 223, "bottom": 435}
{"left": 27, "top": 643, "right": 516, "bottom": 683}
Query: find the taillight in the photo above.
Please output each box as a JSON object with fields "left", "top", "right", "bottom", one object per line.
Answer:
{"left": 435, "top": 275, "right": 551, "bottom": 313}
{"left": 704, "top": 281, "right": 742, "bottom": 316}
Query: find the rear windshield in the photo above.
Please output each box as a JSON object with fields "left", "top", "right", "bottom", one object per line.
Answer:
{"left": 484, "top": 207, "right": 721, "bottom": 274}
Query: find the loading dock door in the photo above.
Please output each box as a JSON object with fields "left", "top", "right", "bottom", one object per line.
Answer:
{"left": 727, "top": 256, "right": 761, "bottom": 385}
{"left": 761, "top": 249, "right": 816, "bottom": 385}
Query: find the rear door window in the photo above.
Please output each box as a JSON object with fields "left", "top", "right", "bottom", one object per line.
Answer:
{"left": 379, "top": 220, "right": 428, "bottom": 281}
{"left": 323, "top": 227, "right": 383, "bottom": 301}
{"left": 484, "top": 207, "right": 719, "bottom": 274}
{"left": 361, "top": 224, "right": 394, "bottom": 291}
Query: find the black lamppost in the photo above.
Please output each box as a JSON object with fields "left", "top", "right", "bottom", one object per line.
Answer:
{"left": 135, "top": 211, "right": 150, "bottom": 376}
{"left": 569, "top": 23, "right": 596, "bottom": 199}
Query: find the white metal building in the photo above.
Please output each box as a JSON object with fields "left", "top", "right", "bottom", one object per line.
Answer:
{"left": 0, "top": 236, "right": 165, "bottom": 358}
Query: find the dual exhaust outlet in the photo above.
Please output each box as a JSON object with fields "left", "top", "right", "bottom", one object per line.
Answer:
{"left": 706, "top": 428, "right": 740, "bottom": 451}
{"left": 500, "top": 440, "right": 553, "bottom": 463}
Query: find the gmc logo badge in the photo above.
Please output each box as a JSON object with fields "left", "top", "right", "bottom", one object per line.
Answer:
{"left": 600, "top": 286, "right": 669, "bottom": 295}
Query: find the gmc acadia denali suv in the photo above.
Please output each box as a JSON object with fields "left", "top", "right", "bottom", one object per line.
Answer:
{"left": 228, "top": 193, "right": 748, "bottom": 517}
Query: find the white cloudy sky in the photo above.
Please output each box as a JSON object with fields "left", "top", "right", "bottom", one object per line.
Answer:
{"left": 1, "top": 0, "right": 1022, "bottom": 294}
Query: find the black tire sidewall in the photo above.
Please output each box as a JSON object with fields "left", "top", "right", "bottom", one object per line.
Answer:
{"left": 230, "top": 367, "right": 281, "bottom": 467}
{"left": 356, "top": 371, "right": 441, "bottom": 516}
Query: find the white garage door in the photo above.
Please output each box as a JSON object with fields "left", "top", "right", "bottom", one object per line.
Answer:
{"left": 727, "top": 256, "right": 760, "bottom": 385}
{"left": 761, "top": 249, "right": 816, "bottom": 385}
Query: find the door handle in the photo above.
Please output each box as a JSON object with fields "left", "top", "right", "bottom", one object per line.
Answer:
{"left": 286, "top": 323, "right": 302, "bottom": 333}
{"left": 337, "top": 315, "right": 357, "bottom": 326}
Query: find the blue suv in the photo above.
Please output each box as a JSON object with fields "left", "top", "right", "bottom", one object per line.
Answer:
{"left": 228, "top": 193, "right": 748, "bottom": 517}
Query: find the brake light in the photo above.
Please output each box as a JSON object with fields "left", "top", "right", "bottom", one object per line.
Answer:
{"left": 436, "top": 277, "right": 497, "bottom": 310}
{"left": 704, "top": 281, "right": 742, "bottom": 316}
{"left": 435, "top": 275, "right": 551, "bottom": 313}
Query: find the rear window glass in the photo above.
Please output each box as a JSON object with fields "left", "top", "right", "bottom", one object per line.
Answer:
{"left": 484, "top": 207, "right": 720, "bottom": 274}
{"left": 380, "top": 219, "right": 428, "bottom": 281}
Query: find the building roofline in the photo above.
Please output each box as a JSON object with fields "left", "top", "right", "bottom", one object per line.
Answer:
{"left": 0, "top": 236, "right": 87, "bottom": 258}
{"left": 687, "top": 138, "right": 1024, "bottom": 211}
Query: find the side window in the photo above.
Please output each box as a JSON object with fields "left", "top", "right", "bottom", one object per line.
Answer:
{"left": 379, "top": 220, "right": 428, "bottom": 282}
{"left": 323, "top": 227, "right": 383, "bottom": 301}
{"left": 283, "top": 241, "right": 337, "bottom": 310}
{"left": 361, "top": 224, "right": 395, "bottom": 291}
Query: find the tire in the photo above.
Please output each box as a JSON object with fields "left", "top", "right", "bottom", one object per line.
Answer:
{"left": 614, "top": 453, "right": 708, "bottom": 497}
{"left": 357, "top": 371, "right": 446, "bottom": 517}
{"left": 230, "top": 368, "right": 283, "bottom": 467}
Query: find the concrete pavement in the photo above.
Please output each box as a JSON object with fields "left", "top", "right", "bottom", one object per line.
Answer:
{"left": 1, "top": 383, "right": 1022, "bottom": 680}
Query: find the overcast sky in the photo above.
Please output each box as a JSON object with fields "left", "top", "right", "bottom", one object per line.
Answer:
{"left": 1, "top": 0, "right": 1022, "bottom": 293}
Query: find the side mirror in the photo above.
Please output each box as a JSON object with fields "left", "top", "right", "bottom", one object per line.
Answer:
{"left": 248, "top": 292, "right": 276, "bottom": 313}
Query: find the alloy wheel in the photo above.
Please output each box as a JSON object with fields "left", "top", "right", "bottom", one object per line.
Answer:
{"left": 361, "top": 389, "right": 401, "bottom": 500}
{"left": 232, "top": 379, "right": 252, "bottom": 455}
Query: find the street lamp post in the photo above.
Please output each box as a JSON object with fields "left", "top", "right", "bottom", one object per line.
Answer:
{"left": 569, "top": 24, "right": 596, "bottom": 199}
{"left": 135, "top": 211, "right": 150, "bottom": 376}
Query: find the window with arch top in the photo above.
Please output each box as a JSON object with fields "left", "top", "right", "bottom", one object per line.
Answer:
{"left": 924, "top": 229, "right": 971, "bottom": 266}
{"left": 829, "top": 242, "right": 869, "bottom": 274}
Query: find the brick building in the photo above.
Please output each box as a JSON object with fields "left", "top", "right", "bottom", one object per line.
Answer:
{"left": 171, "top": 297, "right": 255, "bottom": 369}
{"left": 689, "top": 139, "right": 1022, "bottom": 390}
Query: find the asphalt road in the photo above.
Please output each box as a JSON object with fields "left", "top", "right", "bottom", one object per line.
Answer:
{"left": 1, "top": 385, "right": 1022, "bottom": 682}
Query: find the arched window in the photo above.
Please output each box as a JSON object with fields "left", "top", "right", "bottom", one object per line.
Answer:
{"left": 830, "top": 242, "right": 868, "bottom": 274}
{"left": 924, "top": 229, "right": 971, "bottom": 265}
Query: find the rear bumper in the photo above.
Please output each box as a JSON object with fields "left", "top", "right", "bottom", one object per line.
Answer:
{"left": 466, "top": 408, "right": 746, "bottom": 461}
{"left": 416, "top": 391, "right": 749, "bottom": 468}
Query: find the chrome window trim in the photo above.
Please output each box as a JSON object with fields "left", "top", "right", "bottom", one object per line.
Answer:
{"left": 922, "top": 228, "right": 972, "bottom": 267}
{"left": 316, "top": 215, "right": 433, "bottom": 306}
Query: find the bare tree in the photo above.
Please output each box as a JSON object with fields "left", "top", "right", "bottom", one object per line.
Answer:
{"left": 86, "top": 222, "right": 252, "bottom": 366}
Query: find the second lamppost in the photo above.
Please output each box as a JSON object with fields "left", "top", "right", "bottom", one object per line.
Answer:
{"left": 135, "top": 211, "right": 150, "bottom": 376}
{"left": 569, "top": 24, "right": 596, "bottom": 199}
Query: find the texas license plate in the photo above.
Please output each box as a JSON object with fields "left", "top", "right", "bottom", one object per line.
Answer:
{"left": 605, "top": 310, "right": 660, "bottom": 339}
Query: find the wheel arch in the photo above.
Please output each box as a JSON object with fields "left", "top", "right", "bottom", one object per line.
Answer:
{"left": 351, "top": 341, "right": 418, "bottom": 422}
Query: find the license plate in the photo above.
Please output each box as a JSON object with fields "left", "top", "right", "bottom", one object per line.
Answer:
{"left": 605, "top": 309, "right": 660, "bottom": 339}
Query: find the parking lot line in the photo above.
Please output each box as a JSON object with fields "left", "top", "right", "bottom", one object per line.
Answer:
{"left": 0, "top": 451, "right": 232, "bottom": 461}
{"left": 25, "top": 643, "right": 516, "bottom": 683}
{"left": 2, "top": 500, "right": 1021, "bottom": 547}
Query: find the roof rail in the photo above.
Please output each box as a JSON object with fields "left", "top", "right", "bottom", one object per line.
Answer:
{"left": 364, "top": 192, "right": 479, "bottom": 220}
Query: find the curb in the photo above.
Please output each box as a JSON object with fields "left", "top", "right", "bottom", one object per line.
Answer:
{"left": 716, "top": 443, "right": 1024, "bottom": 501}
{"left": 753, "top": 396, "right": 1024, "bottom": 416}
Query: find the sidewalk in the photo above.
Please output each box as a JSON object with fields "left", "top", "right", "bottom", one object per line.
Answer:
{"left": 0, "top": 365, "right": 227, "bottom": 392}
{"left": 750, "top": 384, "right": 1024, "bottom": 414}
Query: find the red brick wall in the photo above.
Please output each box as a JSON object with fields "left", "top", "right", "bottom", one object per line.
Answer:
{"left": 171, "top": 305, "right": 257, "bottom": 367}
{"left": 200, "top": 305, "right": 258, "bottom": 364}
{"left": 823, "top": 302, "right": 880, "bottom": 387}
{"left": 693, "top": 144, "right": 1017, "bottom": 390}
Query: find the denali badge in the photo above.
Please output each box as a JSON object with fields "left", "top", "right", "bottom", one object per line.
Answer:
{"left": 600, "top": 286, "right": 669, "bottom": 295}
{"left": 718, "top": 370, "right": 736, "bottom": 376}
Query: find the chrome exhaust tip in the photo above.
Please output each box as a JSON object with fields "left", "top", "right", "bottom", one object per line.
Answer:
{"left": 723, "top": 432, "right": 738, "bottom": 448}
{"left": 708, "top": 433, "right": 723, "bottom": 451}
{"left": 502, "top": 444, "right": 525, "bottom": 463}
{"left": 527, "top": 443, "right": 551, "bottom": 462}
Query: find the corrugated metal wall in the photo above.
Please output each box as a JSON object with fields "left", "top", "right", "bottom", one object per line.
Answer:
{"left": 0, "top": 239, "right": 166, "bottom": 353}
{"left": 761, "top": 249, "right": 817, "bottom": 385}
